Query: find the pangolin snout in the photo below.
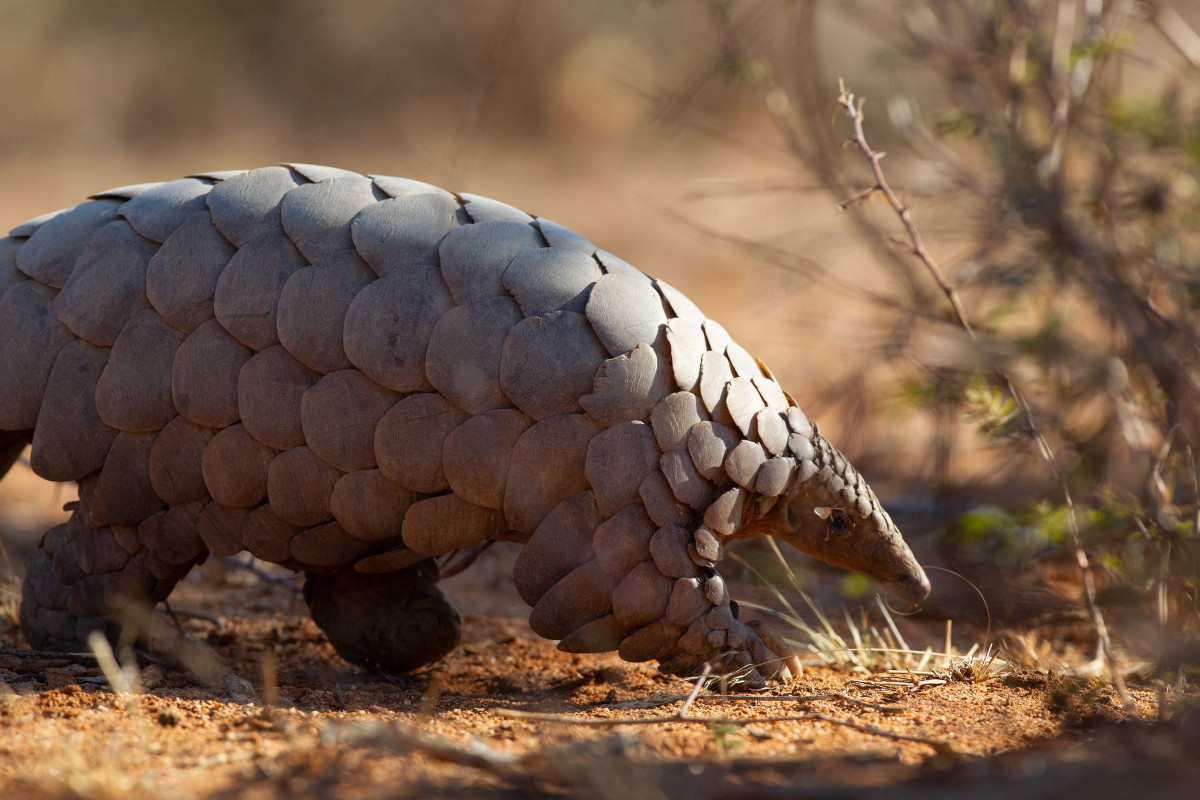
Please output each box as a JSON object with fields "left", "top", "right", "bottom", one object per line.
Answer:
{"left": 889, "top": 566, "right": 931, "bottom": 610}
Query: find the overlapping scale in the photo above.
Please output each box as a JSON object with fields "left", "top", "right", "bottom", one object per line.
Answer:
{"left": 195, "top": 503, "right": 250, "bottom": 558}
{"left": 280, "top": 174, "right": 381, "bottom": 263}
{"left": 441, "top": 408, "right": 531, "bottom": 509}
{"left": 401, "top": 494, "right": 506, "bottom": 556}
{"left": 369, "top": 174, "right": 456, "bottom": 202}
{"left": 618, "top": 619, "right": 681, "bottom": 663}
{"left": 686, "top": 420, "right": 739, "bottom": 484}
{"left": 171, "top": 319, "right": 253, "bottom": 428}
{"left": 512, "top": 490, "right": 599, "bottom": 605}
{"left": 755, "top": 408, "right": 790, "bottom": 456}
{"left": 725, "top": 440, "right": 767, "bottom": 490}
{"left": 528, "top": 560, "right": 614, "bottom": 640}
{"left": 664, "top": 318, "right": 704, "bottom": 393}
{"left": 95, "top": 310, "right": 184, "bottom": 433}
{"left": 459, "top": 194, "right": 534, "bottom": 225}
{"left": 0, "top": 237, "right": 24, "bottom": 292}
{"left": 145, "top": 212, "right": 237, "bottom": 334}
{"left": 592, "top": 503, "right": 656, "bottom": 579}
{"left": 425, "top": 297, "right": 523, "bottom": 415}
{"left": 584, "top": 420, "right": 660, "bottom": 518}
{"left": 611, "top": 560, "right": 672, "bottom": 627}
{"left": 0, "top": 281, "right": 75, "bottom": 429}
{"left": 650, "top": 391, "right": 706, "bottom": 453}
{"left": 584, "top": 273, "right": 668, "bottom": 357}
{"left": 660, "top": 450, "right": 714, "bottom": 510}
{"left": 119, "top": 178, "right": 214, "bottom": 243}
{"left": 725, "top": 376, "right": 765, "bottom": 438}
{"left": 267, "top": 446, "right": 342, "bottom": 527}
{"left": 242, "top": 505, "right": 299, "bottom": 564}
{"left": 200, "top": 424, "right": 275, "bottom": 508}
{"left": 557, "top": 615, "right": 627, "bottom": 654}
{"left": 213, "top": 228, "right": 307, "bottom": 350}
{"left": 136, "top": 500, "right": 207, "bottom": 566}
{"left": 330, "top": 469, "right": 414, "bottom": 541}
{"left": 503, "top": 413, "right": 598, "bottom": 534}
{"left": 14, "top": 200, "right": 121, "bottom": 288}
{"left": 654, "top": 278, "right": 705, "bottom": 323}
{"left": 499, "top": 311, "right": 607, "bottom": 420}
{"left": 595, "top": 250, "right": 651, "bottom": 283}
{"left": 698, "top": 350, "right": 734, "bottom": 425}
{"left": 532, "top": 218, "right": 594, "bottom": 254}
{"left": 206, "top": 166, "right": 305, "bottom": 247}
{"left": 285, "top": 163, "right": 358, "bottom": 183}
{"left": 350, "top": 193, "right": 459, "bottom": 277}
{"left": 148, "top": 417, "right": 215, "bottom": 505}
{"left": 301, "top": 369, "right": 398, "bottom": 472}
{"left": 502, "top": 247, "right": 600, "bottom": 316}
{"left": 237, "top": 345, "right": 319, "bottom": 450}
{"left": 579, "top": 343, "right": 667, "bottom": 428}
{"left": 343, "top": 262, "right": 453, "bottom": 392}
{"left": 53, "top": 221, "right": 156, "bottom": 346}
{"left": 638, "top": 471, "right": 692, "bottom": 528}
{"left": 31, "top": 340, "right": 116, "bottom": 481}
{"left": 649, "top": 524, "right": 697, "bottom": 579}
{"left": 9, "top": 208, "right": 68, "bottom": 239}
{"left": 290, "top": 522, "right": 371, "bottom": 568}
{"left": 375, "top": 393, "right": 469, "bottom": 493}
{"left": 86, "top": 432, "right": 161, "bottom": 526}
{"left": 277, "top": 248, "right": 375, "bottom": 374}
{"left": 437, "top": 220, "right": 542, "bottom": 304}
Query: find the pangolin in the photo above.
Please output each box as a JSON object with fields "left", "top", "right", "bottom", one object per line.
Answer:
{"left": 3, "top": 164, "right": 929, "bottom": 686}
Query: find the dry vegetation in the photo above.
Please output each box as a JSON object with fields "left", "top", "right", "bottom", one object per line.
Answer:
{"left": 3, "top": 1, "right": 1200, "bottom": 797}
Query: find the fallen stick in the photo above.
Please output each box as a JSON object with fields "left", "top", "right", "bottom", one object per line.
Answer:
{"left": 490, "top": 706, "right": 954, "bottom": 754}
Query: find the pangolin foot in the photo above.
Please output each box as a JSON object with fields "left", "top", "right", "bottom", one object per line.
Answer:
{"left": 304, "top": 558, "right": 461, "bottom": 674}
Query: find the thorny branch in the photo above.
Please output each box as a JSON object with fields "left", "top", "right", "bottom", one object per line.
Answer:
{"left": 835, "top": 81, "right": 1138, "bottom": 717}
{"left": 835, "top": 82, "right": 973, "bottom": 337}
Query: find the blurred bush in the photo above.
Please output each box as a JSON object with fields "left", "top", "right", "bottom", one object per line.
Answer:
{"left": 0, "top": 1, "right": 742, "bottom": 170}
{"left": 701, "top": 0, "right": 1200, "bottom": 668}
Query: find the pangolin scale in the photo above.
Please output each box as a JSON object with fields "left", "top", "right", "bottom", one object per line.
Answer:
{"left": 2, "top": 164, "right": 929, "bottom": 686}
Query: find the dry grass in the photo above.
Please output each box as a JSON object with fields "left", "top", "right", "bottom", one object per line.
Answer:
{"left": 736, "top": 538, "right": 1014, "bottom": 685}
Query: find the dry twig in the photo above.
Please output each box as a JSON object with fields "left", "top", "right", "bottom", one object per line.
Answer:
{"left": 715, "top": 692, "right": 902, "bottom": 714}
{"left": 835, "top": 81, "right": 972, "bottom": 336}
{"left": 490, "top": 662, "right": 950, "bottom": 753}
{"left": 491, "top": 706, "right": 952, "bottom": 754}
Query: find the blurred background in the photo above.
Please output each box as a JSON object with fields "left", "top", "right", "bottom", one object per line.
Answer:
{"left": 3, "top": 0, "right": 1200, "bottom": 672}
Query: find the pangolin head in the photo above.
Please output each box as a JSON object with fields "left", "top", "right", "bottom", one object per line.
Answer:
{"left": 752, "top": 426, "right": 930, "bottom": 609}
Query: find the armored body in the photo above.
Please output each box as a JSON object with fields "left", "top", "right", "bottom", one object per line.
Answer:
{"left": 3, "top": 165, "right": 929, "bottom": 686}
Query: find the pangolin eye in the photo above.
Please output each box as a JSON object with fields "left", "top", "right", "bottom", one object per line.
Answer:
{"left": 826, "top": 509, "right": 852, "bottom": 534}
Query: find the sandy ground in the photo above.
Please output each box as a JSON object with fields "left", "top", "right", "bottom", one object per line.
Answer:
{"left": 1, "top": 518, "right": 1194, "bottom": 799}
